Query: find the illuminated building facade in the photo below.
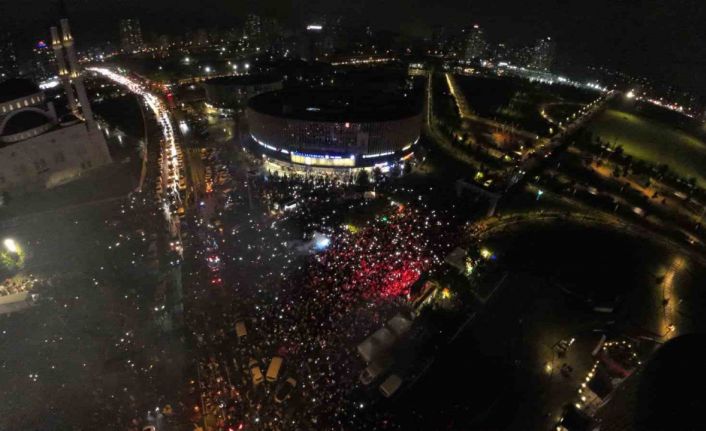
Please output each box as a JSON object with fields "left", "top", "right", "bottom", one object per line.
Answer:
{"left": 30, "top": 40, "right": 56, "bottom": 81}
{"left": 0, "top": 33, "right": 18, "bottom": 79}
{"left": 463, "top": 25, "right": 487, "bottom": 61}
{"left": 531, "top": 37, "right": 556, "bottom": 71}
{"left": 247, "top": 88, "right": 421, "bottom": 172}
{"left": 119, "top": 18, "right": 144, "bottom": 53}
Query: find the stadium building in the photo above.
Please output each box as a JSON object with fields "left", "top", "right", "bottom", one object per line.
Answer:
{"left": 203, "top": 74, "right": 282, "bottom": 115}
{"left": 246, "top": 88, "right": 422, "bottom": 174}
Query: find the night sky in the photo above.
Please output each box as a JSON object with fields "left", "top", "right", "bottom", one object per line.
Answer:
{"left": 1, "top": 0, "right": 704, "bottom": 95}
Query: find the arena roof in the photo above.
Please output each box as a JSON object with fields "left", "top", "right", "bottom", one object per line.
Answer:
{"left": 204, "top": 74, "right": 281, "bottom": 87}
{"left": 248, "top": 88, "right": 421, "bottom": 123}
{"left": 0, "top": 79, "right": 41, "bottom": 103}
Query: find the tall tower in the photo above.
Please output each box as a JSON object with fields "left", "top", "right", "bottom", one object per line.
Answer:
{"left": 59, "top": 18, "right": 97, "bottom": 131}
{"left": 0, "top": 33, "right": 19, "bottom": 79}
{"left": 463, "top": 24, "right": 487, "bottom": 61}
{"left": 531, "top": 37, "right": 556, "bottom": 71}
{"left": 119, "top": 19, "right": 144, "bottom": 53}
{"left": 50, "top": 26, "right": 78, "bottom": 114}
{"left": 49, "top": 1, "right": 111, "bottom": 165}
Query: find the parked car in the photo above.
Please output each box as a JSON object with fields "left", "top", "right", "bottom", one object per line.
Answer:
{"left": 249, "top": 358, "right": 263, "bottom": 385}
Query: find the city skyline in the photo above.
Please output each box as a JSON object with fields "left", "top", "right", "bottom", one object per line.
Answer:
{"left": 2, "top": 1, "right": 706, "bottom": 430}
{"left": 0, "top": 0, "right": 705, "bottom": 95}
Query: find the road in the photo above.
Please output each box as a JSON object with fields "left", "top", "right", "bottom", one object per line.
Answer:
{"left": 90, "top": 68, "right": 184, "bottom": 235}
{"left": 90, "top": 67, "right": 187, "bottom": 325}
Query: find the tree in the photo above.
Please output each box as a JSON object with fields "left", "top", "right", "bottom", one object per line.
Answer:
{"left": 0, "top": 249, "right": 25, "bottom": 277}
{"left": 356, "top": 169, "right": 370, "bottom": 187}
{"left": 372, "top": 167, "right": 383, "bottom": 183}
{"left": 391, "top": 164, "right": 402, "bottom": 178}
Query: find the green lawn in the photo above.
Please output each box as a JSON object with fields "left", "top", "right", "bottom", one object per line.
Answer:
{"left": 456, "top": 74, "right": 596, "bottom": 136}
{"left": 587, "top": 109, "right": 706, "bottom": 187}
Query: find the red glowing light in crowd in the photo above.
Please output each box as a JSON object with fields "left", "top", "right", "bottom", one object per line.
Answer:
{"left": 307, "top": 207, "right": 447, "bottom": 304}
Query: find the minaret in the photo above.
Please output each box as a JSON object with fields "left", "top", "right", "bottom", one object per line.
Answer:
{"left": 50, "top": 26, "right": 78, "bottom": 115}
{"left": 60, "top": 18, "right": 97, "bottom": 132}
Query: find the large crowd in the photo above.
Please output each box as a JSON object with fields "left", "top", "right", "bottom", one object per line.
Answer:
{"left": 0, "top": 275, "right": 37, "bottom": 297}
{"left": 181, "top": 164, "right": 461, "bottom": 430}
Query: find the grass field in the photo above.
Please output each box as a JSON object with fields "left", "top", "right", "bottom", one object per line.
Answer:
{"left": 587, "top": 109, "right": 706, "bottom": 187}
{"left": 456, "top": 74, "right": 598, "bottom": 136}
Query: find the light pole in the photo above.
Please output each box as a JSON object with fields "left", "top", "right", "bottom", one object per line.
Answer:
{"left": 2, "top": 238, "right": 25, "bottom": 273}
{"left": 3, "top": 238, "right": 19, "bottom": 254}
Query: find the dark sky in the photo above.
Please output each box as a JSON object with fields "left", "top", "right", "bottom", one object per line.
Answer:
{"left": 1, "top": 0, "right": 705, "bottom": 95}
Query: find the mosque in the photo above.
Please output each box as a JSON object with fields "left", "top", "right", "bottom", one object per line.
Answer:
{"left": 0, "top": 18, "right": 111, "bottom": 195}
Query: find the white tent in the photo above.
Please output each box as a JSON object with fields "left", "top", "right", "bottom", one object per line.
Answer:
{"left": 357, "top": 327, "right": 396, "bottom": 363}
{"left": 387, "top": 314, "right": 413, "bottom": 338}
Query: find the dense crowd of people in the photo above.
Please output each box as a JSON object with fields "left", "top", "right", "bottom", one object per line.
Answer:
{"left": 0, "top": 275, "right": 37, "bottom": 297}
{"left": 181, "top": 167, "right": 462, "bottom": 430}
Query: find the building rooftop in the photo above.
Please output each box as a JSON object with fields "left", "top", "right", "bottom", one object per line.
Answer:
{"left": 203, "top": 74, "right": 281, "bottom": 87}
{"left": 1, "top": 110, "right": 52, "bottom": 136}
{"left": 0, "top": 78, "right": 41, "bottom": 103}
{"left": 248, "top": 87, "right": 421, "bottom": 123}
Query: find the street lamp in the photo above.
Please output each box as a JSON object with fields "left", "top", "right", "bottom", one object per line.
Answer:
{"left": 3, "top": 238, "right": 18, "bottom": 254}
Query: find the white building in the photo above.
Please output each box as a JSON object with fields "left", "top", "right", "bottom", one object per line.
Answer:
{"left": 531, "top": 37, "right": 556, "bottom": 71}
{"left": 0, "top": 19, "right": 111, "bottom": 195}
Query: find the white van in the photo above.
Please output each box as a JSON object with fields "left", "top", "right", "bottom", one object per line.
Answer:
{"left": 379, "top": 374, "right": 402, "bottom": 398}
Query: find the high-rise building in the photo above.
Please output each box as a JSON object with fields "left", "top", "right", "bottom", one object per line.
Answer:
{"left": 157, "top": 34, "right": 170, "bottom": 50}
{"left": 0, "top": 33, "right": 19, "bottom": 79}
{"left": 530, "top": 37, "right": 556, "bottom": 71}
{"left": 463, "top": 25, "right": 487, "bottom": 61}
{"left": 430, "top": 26, "right": 449, "bottom": 55}
{"left": 513, "top": 45, "right": 534, "bottom": 68}
{"left": 30, "top": 40, "right": 56, "bottom": 81}
{"left": 490, "top": 43, "right": 510, "bottom": 63}
{"left": 194, "top": 29, "right": 209, "bottom": 46}
{"left": 244, "top": 14, "right": 262, "bottom": 41}
{"left": 119, "top": 18, "right": 143, "bottom": 53}
{"left": 300, "top": 22, "right": 324, "bottom": 62}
